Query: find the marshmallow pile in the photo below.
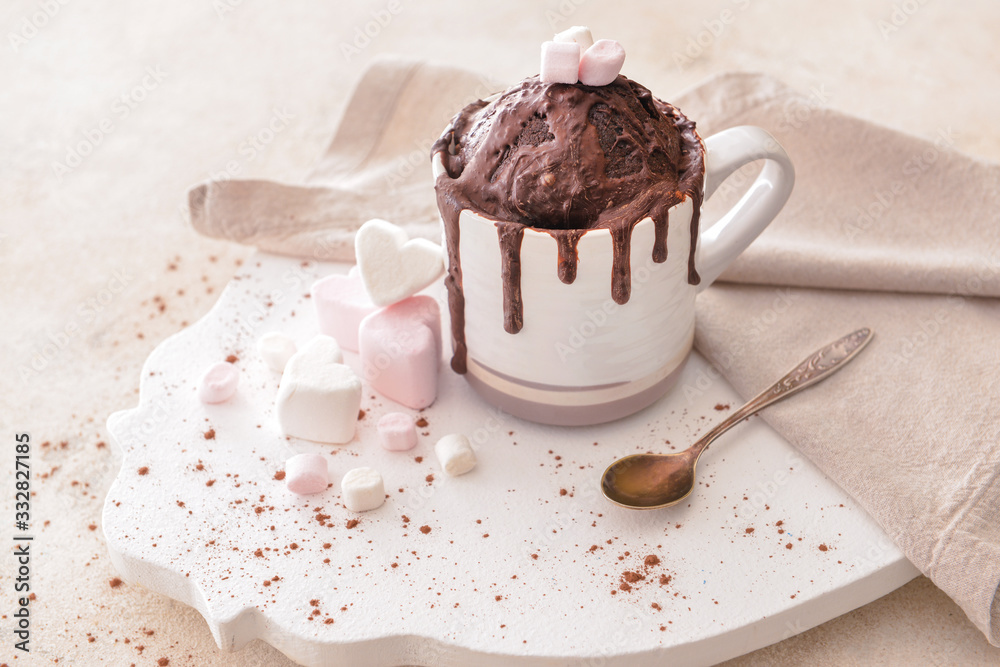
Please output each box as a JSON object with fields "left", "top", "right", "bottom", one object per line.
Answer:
{"left": 270, "top": 218, "right": 444, "bottom": 450}
{"left": 312, "top": 218, "right": 446, "bottom": 414}
{"left": 196, "top": 217, "right": 474, "bottom": 511}
{"left": 541, "top": 27, "right": 626, "bottom": 87}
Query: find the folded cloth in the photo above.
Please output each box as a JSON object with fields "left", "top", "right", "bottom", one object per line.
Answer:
{"left": 188, "top": 57, "right": 1000, "bottom": 645}
{"left": 189, "top": 58, "right": 504, "bottom": 260}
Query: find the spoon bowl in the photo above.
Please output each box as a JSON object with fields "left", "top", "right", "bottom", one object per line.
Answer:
{"left": 602, "top": 452, "right": 698, "bottom": 509}
{"left": 601, "top": 328, "right": 873, "bottom": 510}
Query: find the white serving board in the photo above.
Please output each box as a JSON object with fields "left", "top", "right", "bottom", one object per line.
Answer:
{"left": 104, "top": 252, "right": 919, "bottom": 667}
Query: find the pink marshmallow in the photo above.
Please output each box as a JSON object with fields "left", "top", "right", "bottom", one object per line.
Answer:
{"left": 198, "top": 361, "right": 239, "bottom": 404}
{"left": 377, "top": 412, "right": 418, "bottom": 451}
{"left": 284, "top": 453, "right": 329, "bottom": 495}
{"left": 578, "top": 39, "right": 626, "bottom": 87}
{"left": 540, "top": 41, "right": 581, "bottom": 84}
{"left": 311, "top": 273, "right": 377, "bottom": 352}
{"left": 359, "top": 295, "right": 441, "bottom": 410}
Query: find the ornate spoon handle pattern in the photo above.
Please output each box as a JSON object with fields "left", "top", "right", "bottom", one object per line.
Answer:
{"left": 691, "top": 328, "right": 873, "bottom": 458}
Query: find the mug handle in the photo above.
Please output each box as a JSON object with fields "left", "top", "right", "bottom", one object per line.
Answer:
{"left": 695, "top": 126, "right": 795, "bottom": 290}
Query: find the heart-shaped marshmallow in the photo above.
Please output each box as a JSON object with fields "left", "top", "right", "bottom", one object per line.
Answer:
{"left": 355, "top": 218, "right": 445, "bottom": 307}
{"left": 311, "top": 273, "right": 377, "bottom": 352}
{"left": 359, "top": 295, "right": 442, "bottom": 410}
{"left": 276, "top": 335, "right": 361, "bottom": 444}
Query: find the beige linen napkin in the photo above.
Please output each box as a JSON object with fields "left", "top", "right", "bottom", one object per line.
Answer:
{"left": 188, "top": 57, "right": 1000, "bottom": 645}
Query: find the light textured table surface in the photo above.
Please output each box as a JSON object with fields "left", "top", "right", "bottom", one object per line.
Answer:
{"left": 3, "top": 1, "right": 999, "bottom": 665}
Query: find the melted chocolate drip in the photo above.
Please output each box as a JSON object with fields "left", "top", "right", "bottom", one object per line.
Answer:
{"left": 652, "top": 209, "right": 670, "bottom": 264}
{"left": 496, "top": 221, "right": 525, "bottom": 333}
{"left": 550, "top": 230, "right": 584, "bottom": 284}
{"left": 610, "top": 219, "right": 641, "bottom": 304}
{"left": 433, "top": 75, "right": 704, "bottom": 374}
{"left": 436, "top": 189, "right": 467, "bottom": 374}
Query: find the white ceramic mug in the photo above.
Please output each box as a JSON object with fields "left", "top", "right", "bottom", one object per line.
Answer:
{"left": 433, "top": 125, "right": 794, "bottom": 426}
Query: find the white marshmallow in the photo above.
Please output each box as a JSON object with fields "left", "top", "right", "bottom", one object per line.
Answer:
{"left": 540, "top": 41, "right": 581, "bottom": 84}
{"left": 553, "top": 25, "right": 594, "bottom": 52}
{"left": 377, "top": 412, "right": 418, "bottom": 451}
{"left": 355, "top": 218, "right": 445, "bottom": 307}
{"left": 341, "top": 467, "right": 385, "bottom": 512}
{"left": 285, "top": 453, "right": 329, "bottom": 495}
{"left": 276, "top": 336, "right": 361, "bottom": 444}
{"left": 578, "top": 39, "right": 626, "bottom": 87}
{"left": 198, "top": 361, "right": 239, "bottom": 404}
{"left": 434, "top": 434, "right": 476, "bottom": 477}
{"left": 257, "top": 332, "right": 298, "bottom": 373}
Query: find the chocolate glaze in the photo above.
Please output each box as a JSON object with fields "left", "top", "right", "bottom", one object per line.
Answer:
{"left": 496, "top": 221, "right": 525, "bottom": 334}
{"left": 433, "top": 75, "right": 704, "bottom": 374}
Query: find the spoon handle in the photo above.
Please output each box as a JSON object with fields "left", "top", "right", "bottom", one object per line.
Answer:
{"left": 690, "top": 327, "right": 873, "bottom": 458}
